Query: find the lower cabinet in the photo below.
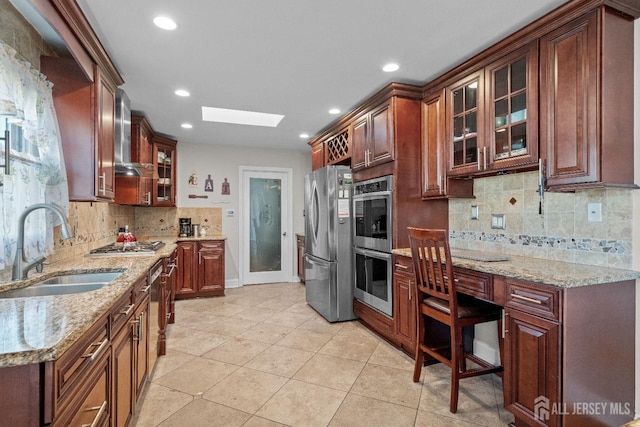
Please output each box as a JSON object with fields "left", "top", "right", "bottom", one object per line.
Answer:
{"left": 296, "top": 234, "right": 305, "bottom": 283}
{"left": 111, "top": 278, "right": 150, "bottom": 427}
{"left": 393, "top": 255, "right": 415, "bottom": 354}
{"left": 175, "top": 240, "right": 225, "bottom": 298}
{"left": 504, "top": 306, "right": 560, "bottom": 427}
{"left": 0, "top": 271, "right": 157, "bottom": 427}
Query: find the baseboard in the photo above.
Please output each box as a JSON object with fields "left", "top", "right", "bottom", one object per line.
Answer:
{"left": 474, "top": 339, "right": 501, "bottom": 365}
{"left": 225, "top": 278, "right": 240, "bottom": 289}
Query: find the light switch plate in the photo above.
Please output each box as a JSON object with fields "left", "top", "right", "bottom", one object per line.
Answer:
{"left": 491, "top": 214, "right": 506, "bottom": 230}
{"left": 587, "top": 203, "right": 602, "bottom": 222}
{"left": 226, "top": 209, "right": 235, "bottom": 217}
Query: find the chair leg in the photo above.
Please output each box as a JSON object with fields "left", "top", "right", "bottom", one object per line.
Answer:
{"left": 450, "top": 327, "right": 461, "bottom": 413}
{"left": 413, "top": 314, "right": 425, "bottom": 382}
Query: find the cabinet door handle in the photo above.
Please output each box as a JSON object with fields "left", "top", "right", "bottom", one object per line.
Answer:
{"left": 82, "top": 338, "right": 109, "bottom": 361}
{"left": 141, "top": 285, "right": 151, "bottom": 294}
{"left": 81, "top": 400, "right": 107, "bottom": 427}
{"left": 146, "top": 191, "right": 151, "bottom": 205}
{"left": 199, "top": 252, "right": 202, "bottom": 264}
{"left": 138, "top": 312, "right": 144, "bottom": 343}
{"left": 99, "top": 173, "right": 106, "bottom": 195}
{"left": 510, "top": 293, "right": 543, "bottom": 304}
{"left": 483, "top": 147, "right": 487, "bottom": 170}
{"left": 2, "top": 129, "right": 9, "bottom": 175}
{"left": 502, "top": 310, "right": 508, "bottom": 337}
{"left": 394, "top": 263, "right": 409, "bottom": 270}
{"left": 477, "top": 148, "right": 481, "bottom": 170}
{"left": 409, "top": 280, "right": 412, "bottom": 301}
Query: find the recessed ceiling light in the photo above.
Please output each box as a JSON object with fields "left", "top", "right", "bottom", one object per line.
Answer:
{"left": 329, "top": 108, "right": 340, "bottom": 115}
{"left": 202, "top": 106, "right": 284, "bottom": 127}
{"left": 299, "top": 133, "right": 309, "bottom": 139}
{"left": 153, "top": 16, "right": 177, "bottom": 30}
{"left": 383, "top": 63, "right": 400, "bottom": 72}
{"left": 175, "top": 89, "right": 190, "bottom": 97}
{"left": 181, "top": 123, "right": 193, "bottom": 129}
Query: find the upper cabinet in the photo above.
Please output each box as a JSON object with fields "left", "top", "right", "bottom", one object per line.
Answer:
{"left": 41, "top": 57, "right": 119, "bottom": 201}
{"left": 446, "top": 42, "right": 538, "bottom": 178}
{"left": 114, "top": 114, "right": 154, "bottom": 206}
{"left": 421, "top": 90, "right": 473, "bottom": 199}
{"left": 310, "top": 141, "right": 325, "bottom": 171}
{"left": 352, "top": 99, "right": 394, "bottom": 171}
{"left": 540, "top": 8, "right": 636, "bottom": 191}
{"left": 153, "top": 135, "right": 177, "bottom": 206}
{"left": 33, "top": 0, "right": 124, "bottom": 202}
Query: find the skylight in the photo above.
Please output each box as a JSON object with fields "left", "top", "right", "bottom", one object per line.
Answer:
{"left": 201, "top": 107, "right": 284, "bottom": 127}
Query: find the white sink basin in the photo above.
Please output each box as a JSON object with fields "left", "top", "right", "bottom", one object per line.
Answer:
{"left": 0, "top": 271, "right": 122, "bottom": 298}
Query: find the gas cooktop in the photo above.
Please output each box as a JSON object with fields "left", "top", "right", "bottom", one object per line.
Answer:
{"left": 87, "top": 241, "right": 165, "bottom": 257}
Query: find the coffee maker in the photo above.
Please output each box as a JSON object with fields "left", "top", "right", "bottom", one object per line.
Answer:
{"left": 179, "top": 218, "right": 192, "bottom": 237}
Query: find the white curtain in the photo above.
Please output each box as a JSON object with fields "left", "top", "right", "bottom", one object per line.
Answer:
{"left": 0, "top": 42, "right": 69, "bottom": 272}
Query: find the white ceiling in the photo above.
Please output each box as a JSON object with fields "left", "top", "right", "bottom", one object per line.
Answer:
{"left": 69, "top": 0, "right": 567, "bottom": 152}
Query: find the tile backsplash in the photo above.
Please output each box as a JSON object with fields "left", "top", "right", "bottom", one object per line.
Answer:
{"left": 449, "top": 171, "right": 635, "bottom": 269}
{"left": 0, "top": 202, "right": 223, "bottom": 282}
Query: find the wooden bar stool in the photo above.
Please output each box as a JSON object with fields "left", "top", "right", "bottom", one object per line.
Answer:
{"left": 408, "top": 227, "right": 503, "bottom": 413}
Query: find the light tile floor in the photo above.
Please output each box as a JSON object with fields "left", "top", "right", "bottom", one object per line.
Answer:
{"left": 132, "top": 282, "right": 514, "bottom": 427}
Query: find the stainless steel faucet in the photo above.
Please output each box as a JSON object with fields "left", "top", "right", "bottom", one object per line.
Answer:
{"left": 12, "top": 203, "right": 74, "bottom": 281}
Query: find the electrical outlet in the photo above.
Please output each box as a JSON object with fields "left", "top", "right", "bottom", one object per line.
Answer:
{"left": 470, "top": 205, "right": 479, "bottom": 220}
{"left": 491, "top": 214, "right": 506, "bottom": 230}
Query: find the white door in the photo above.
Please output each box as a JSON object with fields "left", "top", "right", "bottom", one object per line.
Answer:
{"left": 239, "top": 166, "right": 292, "bottom": 285}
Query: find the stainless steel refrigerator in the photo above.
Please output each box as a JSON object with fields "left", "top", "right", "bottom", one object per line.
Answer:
{"left": 304, "top": 165, "right": 356, "bottom": 322}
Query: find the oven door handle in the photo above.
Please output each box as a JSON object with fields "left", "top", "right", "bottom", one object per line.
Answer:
{"left": 354, "top": 246, "right": 392, "bottom": 260}
{"left": 352, "top": 190, "right": 393, "bottom": 202}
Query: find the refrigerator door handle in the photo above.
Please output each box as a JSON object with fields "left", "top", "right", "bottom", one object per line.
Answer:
{"left": 311, "top": 180, "right": 320, "bottom": 244}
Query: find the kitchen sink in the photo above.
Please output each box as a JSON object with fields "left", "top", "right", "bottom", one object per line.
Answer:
{"left": 0, "top": 271, "right": 123, "bottom": 298}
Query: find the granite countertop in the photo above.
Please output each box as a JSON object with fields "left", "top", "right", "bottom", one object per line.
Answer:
{"left": 0, "top": 238, "right": 182, "bottom": 368}
{"left": 392, "top": 247, "right": 640, "bottom": 288}
{"left": 176, "top": 234, "right": 227, "bottom": 242}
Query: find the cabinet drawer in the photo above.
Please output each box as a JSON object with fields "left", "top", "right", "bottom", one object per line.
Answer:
{"left": 53, "top": 346, "right": 110, "bottom": 427}
{"left": 110, "top": 291, "right": 134, "bottom": 337}
{"left": 199, "top": 240, "right": 224, "bottom": 251}
{"left": 455, "top": 267, "right": 493, "bottom": 302}
{"left": 505, "top": 279, "right": 561, "bottom": 321}
{"left": 393, "top": 255, "right": 414, "bottom": 276}
{"left": 53, "top": 315, "right": 109, "bottom": 409}
{"left": 133, "top": 276, "right": 151, "bottom": 305}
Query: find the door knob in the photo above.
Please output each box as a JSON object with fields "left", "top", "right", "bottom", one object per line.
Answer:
{"left": 282, "top": 232, "right": 287, "bottom": 236}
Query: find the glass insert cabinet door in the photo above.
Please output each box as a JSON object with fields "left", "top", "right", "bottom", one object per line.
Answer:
{"left": 446, "top": 42, "right": 538, "bottom": 177}
{"left": 486, "top": 42, "right": 539, "bottom": 170}
{"left": 447, "top": 70, "right": 484, "bottom": 176}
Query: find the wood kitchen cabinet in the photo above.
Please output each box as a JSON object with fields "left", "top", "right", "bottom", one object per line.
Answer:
{"left": 540, "top": 8, "right": 637, "bottom": 191}
{"left": 324, "top": 125, "right": 351, "bottom": 166}
{"left": 351, "top": 99, "right": 393, "bottom": 172}
{"left": 421, "top": 89, "right": 473, "bottom": 199}
{"left": 114, "top": 114, "right": 155, "bottom": 206}
{"left": 110, "top": 277, "right": 150, "bottom": 427}
{"left": 310, "top": 141, "right": 325, "bottom": 171}
{"left": 393, "top": 255, "right": 415, "bottom": 354}
{"left": 446, "top": 42, "right": 538, "bottom": 178}
{"left": 152, "top": 135, "right": 177, "bottom": 206}
{"left": 41, "top": 57, "right": 120, "bottom": 201}
{"left": 175, "top": 240, "right": 225, "bottom": 299}
{"left": 296, "top": 234, "right": 305, "bottom": 283}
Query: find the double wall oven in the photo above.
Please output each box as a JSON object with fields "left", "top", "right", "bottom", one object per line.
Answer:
{"left": 352, "top": 175, "right": 393, "bottom": 317}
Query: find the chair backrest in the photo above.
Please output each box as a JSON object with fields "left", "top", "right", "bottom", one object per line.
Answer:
{"left": 408, "top": 227, "right": 458, "bottom": 305}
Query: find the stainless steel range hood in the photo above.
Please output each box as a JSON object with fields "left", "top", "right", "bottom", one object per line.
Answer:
{"left": 115, "top": 88, "right": 152, "bottom": 176}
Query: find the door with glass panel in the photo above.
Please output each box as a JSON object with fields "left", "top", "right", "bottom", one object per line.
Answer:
{"left": 240, "top": 167, "right": 292, "bottom": 285}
